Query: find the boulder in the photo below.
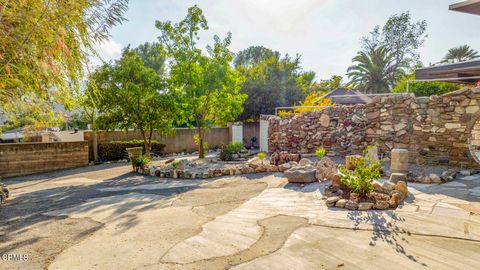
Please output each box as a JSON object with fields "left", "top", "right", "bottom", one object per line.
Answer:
{"left": 358, "top": 202, "right": 374, "bottom": 211}
{"left": 325, "top": 196, "right": 341, "bottom": 207}
{"left": 270, "top": 151, "right": 301, "bottom": 166}
{"left": 284, "top": 167, "right": 317, "bottom": 183}
{"left": 369, "top": 192, "right": 390, "bottom": 202}
{"left": 389, "top": 173, "right": 407, "bottom": 184}
{"left": 298, "top": 158, "right": 312, "bottom": 167}
{"left": 335, "top": 199, "right": 348, "bottom": 208}
{"left": 315, "top": 157, "right": 338, "bottom": 181}
{"left": 345, "top": 201, "right": 358, "bottom": 210}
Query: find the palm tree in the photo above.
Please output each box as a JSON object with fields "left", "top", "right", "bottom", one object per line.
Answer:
{"left": 441, "top": 45, "right": 479, "bottom": 63}
{"left": 347, "top": 46, "right": 404, "bottom": 94}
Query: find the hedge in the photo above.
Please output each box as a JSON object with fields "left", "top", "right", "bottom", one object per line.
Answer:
{"left": 98, "top": 139, "right": 166, "bottom": 161}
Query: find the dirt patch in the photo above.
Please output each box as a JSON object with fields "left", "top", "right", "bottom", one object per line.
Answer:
{"left": 0, "top": 216, "right": 102, "bottom": 270}
{"left": 172, "top": 177, "right": 268, "bottom": 218}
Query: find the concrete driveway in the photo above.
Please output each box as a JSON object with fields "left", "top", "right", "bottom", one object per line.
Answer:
{"left": 2, "top": 163, "right": 480, "bottom": 269}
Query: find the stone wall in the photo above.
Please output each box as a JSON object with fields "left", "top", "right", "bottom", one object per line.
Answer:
{"left": 0, "top": 141, "right": 89, "bottom": 178}
{"left": 268, "top": 87, "right": 480, "bottom": 168}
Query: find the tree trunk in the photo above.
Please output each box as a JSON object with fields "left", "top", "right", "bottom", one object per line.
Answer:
{"left": 141, "top": 130, "right": 151, "bottom": 157}
{"left": 198, "top": 127, "right": 205, "bottom": 158}
{"left": 92, "top": 131, "right": 98, "bottom": 163}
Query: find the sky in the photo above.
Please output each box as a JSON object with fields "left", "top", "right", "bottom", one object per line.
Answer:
{"left": 94, "top": 0, "right": 480, "bottom": 81}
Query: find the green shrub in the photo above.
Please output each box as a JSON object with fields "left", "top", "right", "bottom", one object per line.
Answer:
{"left": 171, "top": 160, "right": 180, "bottom": 169}
{"left": 132, "top": 153, "right": 151, "bottom": 168}
{"left": 219, "top": 142, "right": 245, "bottom": 161}
{"left": 98, "top": 140, "right": 166, "bottom": 161}
{"left": 315, "top": 147, "right": 326, "bottom": 158}
{"left": 339, "top": 160, "right": 381, "bottom": 196}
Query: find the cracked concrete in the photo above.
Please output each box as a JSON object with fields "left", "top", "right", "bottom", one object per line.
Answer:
{"left": 2, "top": 163, "right": 480, "bottom": 269}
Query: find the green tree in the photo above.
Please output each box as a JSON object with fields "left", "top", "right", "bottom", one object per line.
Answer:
{"left": 441, "top": 45, "right": 479, "bottom": 63}
{"left": 94, "top": 50, "right": 177, "bottom": 156}
{"left": 0, "top": 0, "right": 128, "bottom": 126}
{"left": 309, "top": 75, "right": 345, "bottom": 95}
{"left": 393, "top": 74, "right": 462, "bottom": 97}
{"left": 347, "top": 46, "right": 404, "bottom": 93}
{"left": 132, "top": 42, "right": 166, "bottom": 75}
{"left": 235, "top": 46, "right": 315, "bottom": 120}
{"left": 157, "top": 5, "right": 246, "bottom": 158}
{"left": 361, "top": 12, "right": 427, "bottom": 87}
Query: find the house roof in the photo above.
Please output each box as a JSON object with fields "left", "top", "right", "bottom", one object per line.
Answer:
{"left": 450, "top": 0, "right": 480, "bottom": 15}
{"left": 318, "top": 88, "right": 372, "bottom": 105}
{"left": 415, "top": 59, "right": 480, "bottom": 83}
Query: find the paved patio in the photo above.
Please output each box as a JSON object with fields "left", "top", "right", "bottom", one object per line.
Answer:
{"left": 1, "top": 163, "right": 480, "bottom": 269}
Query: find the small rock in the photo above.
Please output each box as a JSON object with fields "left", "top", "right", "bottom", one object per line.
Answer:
{"left": 429, "top": 173, "right": 442, "bottom": 184}
{"left": 326, "top": 196, "right": 341, "bottom": 207}
{"left": 335, "top": 199, "right": 348, "bottom": 208}
{"left": 441, "top": 169, "right": 457, "bottom": 182}
{"left": 345, "top": 201, "right": 359, "bottom": 210}
{"left": 358, "top": 202, "right": 374, "bottom": 211}
{"left": 382, "top": 181, "right": 395, "bottom": 192}
{"left": 331, "top": 174, "right": 342, "bottom": 187}
{"left": 373, "top": 181, "right": 384, "bottom": 193}
{"left": 389, "top": 173, "right": 407, "bottom": 184}
{"left": 460, "top": 170, "right": 472, "bottom": 176}
{"left": 278, "top": 162, "right": 291, "bottom": 172}
{"left": 395, "top": 181, "right": 408, "bottom": 198}
{"left": 389, "top": 191, "right": 403, "bottom": 208}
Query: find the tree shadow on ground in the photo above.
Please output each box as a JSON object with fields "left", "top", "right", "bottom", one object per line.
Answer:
{"left": 0, "top": 164, "right": 210, "bottom": 255}
{"left": 346, "top": 209, "right": 427, "bottom": 267}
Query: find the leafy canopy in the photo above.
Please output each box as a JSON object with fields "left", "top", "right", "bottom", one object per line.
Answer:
{"left": 93, "top": 49, "right": 177, "bottom": 155}
{"left": 156, "top": 5, "right": 246, "bottom": 158}
{"left": 0, "top": 0, "right": 128, "bottom": 122}
{"left": 441, "top": 45, "right": 479, "bottom": 63}
{"left": 235, "top": 46, "right": 315, "bottom": 120}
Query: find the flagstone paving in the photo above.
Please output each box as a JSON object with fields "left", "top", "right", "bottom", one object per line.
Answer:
{"left": 2, "top": 163, "right": 480, "bottom": 269}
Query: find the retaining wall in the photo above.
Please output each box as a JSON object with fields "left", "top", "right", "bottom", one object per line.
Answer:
{"left": 268, "top": 88, "right": 480, "bottom": 168}
{"left": 0, "top": 141, "right": 89, "bottom": 177}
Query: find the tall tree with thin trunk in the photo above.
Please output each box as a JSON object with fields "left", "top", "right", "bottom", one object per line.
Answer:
{"left": 157, "top": 5, "right": 246, "bottom": 158}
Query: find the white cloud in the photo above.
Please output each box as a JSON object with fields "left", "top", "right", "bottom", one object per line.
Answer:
{"left": 89, "top": 38, "right": 123, "bottom": 68}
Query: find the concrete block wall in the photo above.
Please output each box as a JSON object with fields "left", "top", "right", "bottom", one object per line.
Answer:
{"left": 0, "top": 141, "right": 89, "bottom": 178}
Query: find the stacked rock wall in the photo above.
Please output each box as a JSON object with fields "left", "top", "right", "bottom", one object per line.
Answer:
{"left": 268, "top": 88, "right": 480, "bottom": 168}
